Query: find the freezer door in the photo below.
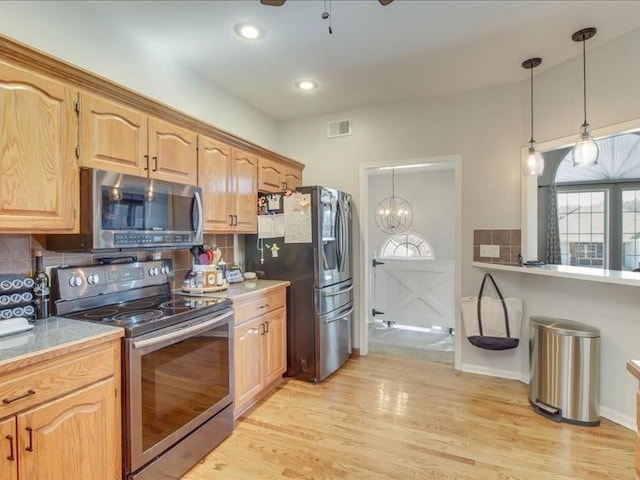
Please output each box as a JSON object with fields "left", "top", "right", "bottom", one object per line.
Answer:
{"left": 315, "top": 302, "right": 353, "bottom": 381}
{"left": 314, "top": 279, "right": 353, "bottom": 316}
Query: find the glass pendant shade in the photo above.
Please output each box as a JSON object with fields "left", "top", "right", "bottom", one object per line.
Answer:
{"left": 525, "top": 144, "right": 544, "bottom": 176}
{"left": 521, "top": 57, "right": 543, "bottom": 177}
{"left": 572, "top": 125, "right": 599, "bottom": 167}
{"left": 572, "top": 27, "right": 599, "bottom": 167}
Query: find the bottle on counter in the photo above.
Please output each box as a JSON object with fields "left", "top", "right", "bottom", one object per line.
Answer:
{"left": 33, "top": 250, "right": 50, "bottom": 319}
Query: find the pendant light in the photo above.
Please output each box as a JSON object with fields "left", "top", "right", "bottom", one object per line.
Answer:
{"left": 375, "top": 169, "right": 413, "bottom": 235}
{"left": 522, "top": 57, "right": 544, "bottom": 176}
{"left": 571, "top": 27, "right": 599, "bottom": 167}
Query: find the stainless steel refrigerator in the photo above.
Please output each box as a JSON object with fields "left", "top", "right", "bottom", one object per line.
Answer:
{"left": 245, "top": 186, "right": 353, "bottom": 382}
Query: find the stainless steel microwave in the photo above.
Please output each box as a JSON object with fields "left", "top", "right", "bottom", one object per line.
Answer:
{"left": 47, "top": 168, "right": 203, "bottom": 251}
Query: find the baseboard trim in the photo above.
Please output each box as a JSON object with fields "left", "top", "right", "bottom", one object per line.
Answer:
{"left": 460, "top": 364, "right": 635, "bottom": 431}
{"left": 460, "top": 363, "right": 527, "bottom": 383}
{"left": 351, "top": 348, "right": 361, "bottom": 358}
{"left": 600, "top": 406, "right": 635, "bottom": 431}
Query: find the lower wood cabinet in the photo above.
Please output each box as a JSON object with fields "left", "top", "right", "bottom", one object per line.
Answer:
{"left": 233, "top": 286, "right": 287, "bottom": 417}
{"left": 0, "top": 339, "right": 121, "bottom": 480}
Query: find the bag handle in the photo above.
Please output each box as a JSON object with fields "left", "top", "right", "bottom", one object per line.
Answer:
{"left": 476, "top": 273, "right": 510, "bottom": 337}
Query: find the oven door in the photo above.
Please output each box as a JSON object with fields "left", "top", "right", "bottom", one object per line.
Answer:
{"left": 125, "top": 309, "right": 233, "bottom": 474}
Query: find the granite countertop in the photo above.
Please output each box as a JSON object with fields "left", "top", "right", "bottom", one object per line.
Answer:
{"left": 176, "top": 279, "right": 290, "bottom": 302}
{"left": 0, "top": 317, "right": 123, "bottom": 368}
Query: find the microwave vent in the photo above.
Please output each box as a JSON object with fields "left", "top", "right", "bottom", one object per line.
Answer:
{"left": 327, "top": 119, "right": 351, "bottom": 138}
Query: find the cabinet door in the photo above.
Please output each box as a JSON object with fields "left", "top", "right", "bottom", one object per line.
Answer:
{"left": 17, "top": 377, "right": 119, "bottom": 480}
{"left": 148, "top": 117, "right": 198, "bottom": 185}
{"left": 79, "top": 92, "right": 148, "bottom": 177}
{"left": 258, "top": 157, "right": 285, "bottom": 193}
{"left": 263, "top": 307, "right": 287, "bottom": 386}
{"left": 234, "top": 318, "right": 264, "bottom": 410}
{"left": 284, "top": 166, "right": 303, "bottom": 191}
{"left": 231, "top": 149, "right": 258, "bottom": 233}
{"left": 0, "top": 61, "right": 78, "bottom": 233}
{"left": 198, "top": 136, "right": 233, "bottom": 232}
{"left": 0, "top": 417, "right": 17, "bottom": 480}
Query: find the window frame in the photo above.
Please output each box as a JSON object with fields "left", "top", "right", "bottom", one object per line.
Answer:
{"left": 379, "top": 232, "right": 435, "bottom": 259}
{"left": 554, "top": 180, "right": 640, "bottom": 270}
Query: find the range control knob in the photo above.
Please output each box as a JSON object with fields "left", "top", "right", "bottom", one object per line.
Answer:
{"left": 149, "top": 267, "right": 159, "bottom": 276}
{"left": 87, "top": 273, "right": 100, "bottom": 285}
{"left": 68, "top": 275, "right": 83, "bottom": 288}
{"left": 160, "top": 265, "right": 170, "bottom": 275}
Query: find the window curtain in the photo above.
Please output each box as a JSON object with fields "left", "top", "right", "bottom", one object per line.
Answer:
{"left": 545, "top": 184, "right": 562, "bottom": 264}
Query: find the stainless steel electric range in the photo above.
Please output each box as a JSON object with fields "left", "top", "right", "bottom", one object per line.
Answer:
{"left": 53, "top": 259, "right": 234, "bottom": 480}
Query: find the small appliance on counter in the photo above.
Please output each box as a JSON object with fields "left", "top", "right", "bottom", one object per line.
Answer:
{"left": 0, "top": 274, "right": 36, "bottom": 335}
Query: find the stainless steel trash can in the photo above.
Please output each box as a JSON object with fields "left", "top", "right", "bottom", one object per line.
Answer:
{"left": 529, "top": 316, "right": 600, "bottom": 426}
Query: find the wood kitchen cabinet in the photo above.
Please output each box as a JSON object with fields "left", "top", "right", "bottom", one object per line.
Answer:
{"left": 233, "top": 286, "right": 287, "bottom": 417}
{"left": 0, "top": 339, "right": 122, "bottom": 480}
{"left": 258, "top": 156, "right": 303, "bottom": 193}
{"left": 198, "top": 137, "right": 258, "bottom": 233}
{"left": 79, "top": 92, "right": 198, "bottom": 185}
{"left": 0, "top": 60, "right": 78, "bottom": 233}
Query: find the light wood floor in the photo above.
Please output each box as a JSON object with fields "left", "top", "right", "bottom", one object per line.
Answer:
{"left": 183, "top": 354, "right": 636, "bottom": 480}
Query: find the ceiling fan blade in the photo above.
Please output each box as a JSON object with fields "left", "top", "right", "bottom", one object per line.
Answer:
{"left": 378, "top": 0, "right": 394, "bottom": 4}
{"left": 260, "top": 0, "right": 286, "bottom": 5}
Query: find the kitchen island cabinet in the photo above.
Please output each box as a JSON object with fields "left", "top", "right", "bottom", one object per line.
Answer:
{"left": 0, "top": 319, "right": 123, "bottom": 480}
{"left": 627, "top": 360, "right": 640, "bottom": 480}
{"left": 0, "top": 60, "right": 78, "bottom": 233}
{"left": 79, "top": 92, "right": 198, "bottom": 185}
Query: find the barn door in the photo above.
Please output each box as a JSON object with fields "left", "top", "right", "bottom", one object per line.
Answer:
{"left": 372, "top": 258, "right": 455, "bottom": 329}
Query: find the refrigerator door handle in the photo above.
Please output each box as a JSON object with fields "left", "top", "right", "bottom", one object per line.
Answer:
{"left": 324, "top": 285, "right": 354, "bottom": 296}
{"left": 336, "top": 197, "right": 344, "bottom": 273}
{"left": 321, "top": 307, "right": 354, "bottom": 324}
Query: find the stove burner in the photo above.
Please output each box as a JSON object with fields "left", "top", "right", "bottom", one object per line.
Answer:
{"left": 112, "top": 309, "right": 164, "bottom": 325}
{"left": 82, "top": 308, "right": 119, "bottom": 319}
{"left": 159, "top": 300, "right": 192, "bottom": 310}
{"left": 119, "top": 299, "right": 158, "bottom": 309}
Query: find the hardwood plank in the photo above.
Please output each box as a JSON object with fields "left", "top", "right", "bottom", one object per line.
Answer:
{"left": 183, "top": 354, "right": 635, "bottom": 479}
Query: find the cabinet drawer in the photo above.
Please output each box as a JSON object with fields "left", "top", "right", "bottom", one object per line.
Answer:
{"left": 0, "top": 342, "right": 117, "bottom": 418}
{"left": 234, "top": 288, "right": 286, "bottom": 325}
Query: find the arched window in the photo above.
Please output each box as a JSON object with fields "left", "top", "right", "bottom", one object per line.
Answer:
{"left": 380, "top": 233, "right": 435, "bottom": 258}
{"left": 551, "top": 133, "right": 640, "bottom": 270}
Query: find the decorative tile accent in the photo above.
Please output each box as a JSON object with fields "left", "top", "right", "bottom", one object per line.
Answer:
{"left": 473, "top": 229, "right": 522, "bottom": 266}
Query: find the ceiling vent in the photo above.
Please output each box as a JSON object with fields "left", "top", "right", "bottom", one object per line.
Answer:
{"left": 327, "top": 119, "right": 351, "bottom": 138}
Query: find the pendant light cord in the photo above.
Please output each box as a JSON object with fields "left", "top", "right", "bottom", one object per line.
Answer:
{"left": 582, "top": 38, "right": 587, "bottom": 127}
{"left": 391, "top": 169, "right": 395, "bottom": 198}
{"left": 529, "top": 66, "right": 535, "bottom": 144}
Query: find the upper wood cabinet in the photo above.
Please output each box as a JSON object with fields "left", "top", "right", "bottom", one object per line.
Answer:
{"left": 231, "top": 149, "right": 259, "bottom": 233}
{"left": 148, "top": 117, "right": 197, "bottom": 185}
{"left": 198, "top": 136, "right": 233, "bottom": 232}
{"left": 198, "top": 138, "right": 257, "bottom": 233}
{"left": 79, "top": 93, "right": 198, "bottom": 185}
{"left": 258, "top": 157, "right": 303, "bottom": 193}
{"left": 0, "top": 60, "right": 78, "bottom": 233}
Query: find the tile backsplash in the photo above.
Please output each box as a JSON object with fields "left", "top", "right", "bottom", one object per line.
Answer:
{"left": 473, "top": 229, "right": 521, "bottom": 266}
{"left": 0, "top": 234, "right": 235, "bottom": 290}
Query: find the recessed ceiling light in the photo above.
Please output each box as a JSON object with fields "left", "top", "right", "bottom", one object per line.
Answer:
{"left": 234, "top": 23, "right": 263, "bottom": 40}
{"left": 295, "top": 80, "right": 318, "bottom": 91}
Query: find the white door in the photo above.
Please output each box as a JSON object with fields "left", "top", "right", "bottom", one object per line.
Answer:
{"left": 372, "top": 258, "right": 455, "bottom": 330}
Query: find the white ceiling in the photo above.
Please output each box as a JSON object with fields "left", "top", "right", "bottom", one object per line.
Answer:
{"left": 26, "top": 1, "right": 640, "bottom": 121}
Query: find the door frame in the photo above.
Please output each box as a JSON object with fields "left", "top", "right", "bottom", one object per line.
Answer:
{"left": 358, "top": 155, "right": 463, "bottom": 370}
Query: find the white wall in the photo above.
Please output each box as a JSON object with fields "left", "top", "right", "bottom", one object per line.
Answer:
{"left": 0, "top": 2, "right": 278, "bottom": 149}
{"left": 278, "top": 27, "right": 640, "bottom": 427}
{"left": 368, "top": 169, "right": 455, "bottom": 260}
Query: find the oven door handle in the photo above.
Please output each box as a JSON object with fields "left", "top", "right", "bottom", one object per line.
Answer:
{"left": 132, "top": 310, "right": 233, "bottom": 350}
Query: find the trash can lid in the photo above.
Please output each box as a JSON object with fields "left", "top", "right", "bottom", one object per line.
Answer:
{"left": 530, "top": 316, "right": 600, "bottom": 337}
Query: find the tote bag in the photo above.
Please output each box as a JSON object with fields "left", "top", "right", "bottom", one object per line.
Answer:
{"left": 461, "top": 273, "right": 523, "bottom": 350}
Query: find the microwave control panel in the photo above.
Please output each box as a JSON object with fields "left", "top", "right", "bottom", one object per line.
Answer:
{"left": 113, "top": 233, "right": 193, "bottom": 246}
